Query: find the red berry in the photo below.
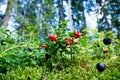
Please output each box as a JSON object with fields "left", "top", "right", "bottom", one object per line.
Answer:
{"left": 51, "top": 39, "right": 56, "bottom": 42}
{"left": 69, "top": 38, "right": 73, "bottom": 42}
{"left": 48, "top": 35, "right": 53, "bottom": 39}
{"left": 74, "top": 32, "right": 78, "bottom": 35}
{"left": 48, "top": 34, "right": 57, "bottom": 42}
{"left": 41, "top": 45, "right": 47, "bottom": 49}
{"left": 103, "top": 49, "right": 109, "bottom": 54}
{"left": 53, "top": 35, "right": 57, "bottom": 40}
{"left": 81, "top": 64, "right": 85, "bottom": 68}
{"left": 74, "top": 42, "right": 78, "bottom": 44}
{"left": 66, "top": 42, "right": 71, "bottom": 45}
{"left": 65, "top": 37, "right": 69, "bottom": 40}
{"left": 73, "top": 32, "right": 82, "bottom": 38}
{"left": 65, "top": 37, "right": 73, "bottom": 42}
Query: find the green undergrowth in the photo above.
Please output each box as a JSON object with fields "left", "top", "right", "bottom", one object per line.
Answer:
{"left": 0, "top": 54, "right": 120, "bottom": 80}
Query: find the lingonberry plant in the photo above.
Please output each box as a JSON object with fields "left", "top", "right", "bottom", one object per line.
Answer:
{"left": 40, "top": 26, "right": 82, "bottom": 69}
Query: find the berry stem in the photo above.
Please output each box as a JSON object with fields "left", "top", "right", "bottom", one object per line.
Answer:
{"left": 0, "top": 43, "right": 27, "bottom": 57}
{"left": 111, "top": 39, "right": 120, "bottom": 46}
{"left": 114, "top": 41, "right": 120, "bottom": 46}
{"left": 70, "top": 44, "right": 73, "bottom": 61}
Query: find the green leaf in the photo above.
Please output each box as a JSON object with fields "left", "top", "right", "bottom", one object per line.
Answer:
{"left": 31, "top": 60, "right": 37, "bottom": 65}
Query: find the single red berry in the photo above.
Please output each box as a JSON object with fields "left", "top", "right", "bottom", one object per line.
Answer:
{"left": 65, "top": 37, "right": 69, "bottom": 40}
{"left": 41, "top": 45, "right": 47, "bottom": 49}
{"left": 53, "top": 35, "right": 57, "bottom": 40}
{"left": 74, "top": 42, "right": 78, "bottom": 44}
{"left": 48, "top": 34, "right": 53, "bottom": 39}
{"left": 66, "top": 42, "right": 71, "bottom": 45}
{"left": 76, "top": 32, "right": 82, "bottom": 38}
{"left": 51, "top": 36, "right": 57, "bottom": 42}
{"left": 81, "top": 64, "right": 85, "bottom": 68}
{"left": 51, "top": 39, "right": 56, "bottom": 42}
{"left": 103, "top": 49, "right": 109, "bottom": 54}
{"left": 74, "top": 32, "right": 78, "bottom": 35}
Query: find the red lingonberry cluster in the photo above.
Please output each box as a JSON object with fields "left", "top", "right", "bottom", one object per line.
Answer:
{"left": 65, "top": 31, "right": 82, "bottom": 45}
{"left": 73, "top": 32, "right": 82, "bottom": 38}
{"left": 65, "top": 37, "right": 73, "bottom": 45}
{"left": 48, "top": 34, "right": 57, "bottom": 42}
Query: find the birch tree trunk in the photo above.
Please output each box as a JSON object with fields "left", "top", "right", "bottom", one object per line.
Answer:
{"left": 80, "top": 0, "right": 87, "bottom": 32}
{"left": 58, "top": 0, "right": 64, "bottom": 28}
{"left": 0, "top": 0, "right": 15, "bottom": 29}
{"left": 68, "top": 0, "right": 73, "bottom": 31}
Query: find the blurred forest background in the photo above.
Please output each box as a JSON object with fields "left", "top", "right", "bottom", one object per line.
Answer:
{"left": 0, "top": 0, "right": 120, "bottom": 40}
